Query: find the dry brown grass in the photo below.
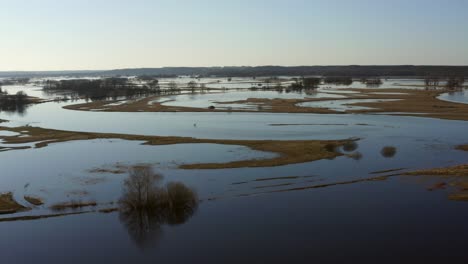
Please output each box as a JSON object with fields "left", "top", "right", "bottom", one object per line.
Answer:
{"left": 0, "top": 211, "right": 91, "bottom": 222}
{"left": 0, "top": 193, "right": 29, "bottom": 214}
{"left": 0, "top": 126, "right": 353, "bottom": 169}
{"left": 62, "top": 88, "right": 468, "bottom": 121}
{"left": 405, "top": 164, "right": 468, "bottom": 177}
{"left": 99, "top": 208, "right": 119, "bottom": 213}
{"left": 448, "top": 193, "right": 468, "bottom": 201}
{"left": 456, "top": 144, "right": 468, "bottom": 151}
{"left": 370, "top": 168, "right": 406, "bottom": 174}
{"left": 179, "top": 140, "right": 347, "bottom": 169}
{"left": 24, "top": 195, "right": 44, "bottom": 206}
{"left": 50, "top": 200, "right": 97, "bottom": 211}
{"left": 349, "top": 88, "right": 468, "bottom": 121}
{"left": 405, "top": 163, "right": 468, "bottom": 201}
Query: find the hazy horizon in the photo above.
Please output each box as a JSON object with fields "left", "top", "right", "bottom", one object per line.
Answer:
{"left": 1, "top": 0, "right": 467, "bottom": 71}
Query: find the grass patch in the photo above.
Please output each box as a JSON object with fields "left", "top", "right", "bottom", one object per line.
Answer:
{"left": 405, "top": 164, "right": 468, "bottom": 202}
{"left": 0, "top": 211, "right": 91, "bottom": 222}
{"left": 405, "top": 164, "right": 468, "bottom": 177}
{"left": 63, "top": 88, "right": 468, "bottom": 121}
{"left": 456, "top": 144, "right": 468, "bottom": 152}
{"left": 24, "top": 195, "right": 44, "bottom": 206}
{"left": 381, "top": 146, "right": 397, "bottom": 158}
{"left": 370, "top": 168, "right": 406, "bottom": 174}
{"left": 0, "top": 126, "right": 355, "bottom": 169}
{"left": 448, "top": 192, "right": 468, "bottom": 201}
{"left": 0, "top": 193, "right": 29, "bottom": 214}
{"left": 99, "top": 208, "right": 119, "bottom": 213}
{"left": 50, "top": 200, "right": 97, "bottom": 211}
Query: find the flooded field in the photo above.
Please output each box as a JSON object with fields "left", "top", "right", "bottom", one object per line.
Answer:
{"left": 1, "top": 78, "right": 468, "bottom": 263}
{"left": 439, "top": 90, "right": 468, "bottom": 104}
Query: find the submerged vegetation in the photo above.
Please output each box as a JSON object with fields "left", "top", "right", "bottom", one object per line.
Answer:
{"left": 424, "top": 76, "right": 466, "bottom": 90}
{"left": 405, "top": 152, "right": 468, "bottom": 201}
{"left": 362, "top": 78, "right": 383, "bottom": 87}
{"left": 324, "top": 76, "right": 353, "bottom": 85}
{"left": 0, "top": 88, "right": 35, "bottom": 114}
{"left": 405, "top": 164, "right": 468, "bottom": 177}
{"left": 445, "top": 77, "right": 466, "bottom": 90}
{"left": 50, "top": 200, "right": 97, "bottom": 211}
{"left": 456, "top": 144, "right": 468, "bottom": 151}
{"left": 380, "top": 146, "right": 397, "bottom": 158}
{"left": 410, "top": 168, "right": 468, "bottom": 201}
{"left": 43, "top": 78, "right": 175, "bottom": 100}
{"left": 1, "top": 74, "right": 468, "bottom": 230}
{"left": 119, "top": 167, "right": 198, "bottom": 248}
{"left": 63, "top": 87, "right": 468, "bottom": 121}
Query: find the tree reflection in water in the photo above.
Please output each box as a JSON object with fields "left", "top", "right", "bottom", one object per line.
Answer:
{"left": 119, "top": 166, "right": 198, "bottom": 249}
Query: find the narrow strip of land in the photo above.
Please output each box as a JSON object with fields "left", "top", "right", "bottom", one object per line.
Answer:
{"left": 62, "top": 88, "right": 468, "bottom": 121}
{"left": 0, "top": 126, "right": 354, "bottom": 169}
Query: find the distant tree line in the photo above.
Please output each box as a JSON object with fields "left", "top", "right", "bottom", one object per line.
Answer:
{"left": 43, "top": 78, "right": 175, "bottom": 100}
{"left": 3, "top": 66, "right": 468, "bottom": 78}
{"left": 99, "top": 66, "right": 468, "bottom": 78}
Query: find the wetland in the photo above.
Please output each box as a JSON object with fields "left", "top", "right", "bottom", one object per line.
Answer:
{"left": 1, "top": 75, "right": 468, "bottom": 263}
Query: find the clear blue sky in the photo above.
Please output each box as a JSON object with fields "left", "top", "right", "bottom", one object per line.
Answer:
{"left": 1, "top": 0, "right": 467, "bottom": 70}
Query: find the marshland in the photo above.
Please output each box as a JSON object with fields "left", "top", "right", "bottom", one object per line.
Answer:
{"left": 1, "top": 70, "right": 468, "bottom": 263}
{"left": 2, "top": 1, "right": 468, "bottom": 262}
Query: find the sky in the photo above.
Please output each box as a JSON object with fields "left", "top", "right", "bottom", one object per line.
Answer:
{"left": 1, "top": 0, "right": 467, "bottom": 71}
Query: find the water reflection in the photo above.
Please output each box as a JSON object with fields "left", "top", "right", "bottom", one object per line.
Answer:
{"left": 349, "top": 151, "right": 363, "bottom": 160}
{"left": 0, "top": 90, "right": 31, "bottom": 115}
{"left": 119, "top": 166, "right": 198, "bottom": 249}
{"left": 342, "top": 141, "right": 359, "bottom": 152}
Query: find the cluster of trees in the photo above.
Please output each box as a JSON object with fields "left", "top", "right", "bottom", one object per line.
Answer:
{"left": 445, "top": 77, "right": 465, "bottom": 90}
{"left": 424, "top": 77, "right": 440, "bottom": 87}
{"left": 119, "top": 166, "right": 198, "bottom": 248}
{"left": 359, "top": 78, "right": 383, "bottom": 86}
{"left": 424, "top": 76, "right": 465, "bottom": 90}
{"left": 43, "top": 78, "right": 168, "bottom": 100}
{"left": 276, "top": 77, "right": 321, "bottom": 92}
{"left": 323, "top": 76, "right": 353, "bottom": 85}
{"left": 0, "top": 88, "right": 31, "bottom": 113}
{"left": 185, "top": 81, "right": 209, "bottom": 93}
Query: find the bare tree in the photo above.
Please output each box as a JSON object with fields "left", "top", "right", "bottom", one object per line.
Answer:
{"left": 187, "top": 81, "right": 198, "bottom": 93}
{"left": 119, "top": 166, "right": 198, "bottom": 249}
{"left": 168, "top": 81, "right": 179, "bottom": 93}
